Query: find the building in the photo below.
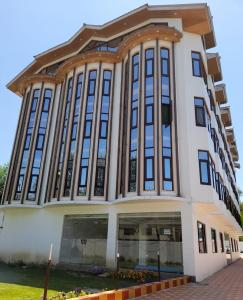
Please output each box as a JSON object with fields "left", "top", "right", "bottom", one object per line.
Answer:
{"left": 0, "top": 3, "right": 241, "bottom": 282}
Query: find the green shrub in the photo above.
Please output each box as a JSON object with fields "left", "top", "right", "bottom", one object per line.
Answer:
{"left": 48, "top": 289, "right": 88, "bottom": 300}
{"left": 110, "top": 270, "right": 154, "bottom": 282}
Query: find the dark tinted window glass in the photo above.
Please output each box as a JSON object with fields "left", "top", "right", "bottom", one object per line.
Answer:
{"left": 198, "top": 150, "right": 210, "bottom": 185}
{"left": 146, "top": 60, "right": 153, "bottom": 76}
{"left": 161, "top": 77, "right": 169, "bottom": 96}
{"left": 80, "top": 167, "right": 87, "bottom": 186}
{"left": 100, "top": 121, "right": 107, "bottom": 138}
{"left": 145, "top": 77, "right": 154, "bottom": 97}
{"left": 211, "top": 228, "right": 218, "bottom": 253}
{"left": 37, "top": 134, "right": 44, "bottom": 149}
{"left": 94, "top": 70, "right": 112, "bottom": 196}
{"left": 164, "top": 158, "right": 171, "bottom": 179}
{"left": 195, "top": 98, "right": 206, "bottom": 127}
{"left": 131, "top": 109, "right": 137, "bottom": 128}
{"left": 145, "top": 158, "right": 153, "bottom": 179}
{"left": 192, "top": 52, "right": 202, "bottom": 77}
{"left": 103, "top": 80, "right": 110, "bottom": 95}
{"left": 197, "top": 222, "right": 207, "bottom": 253}
{"left": 145, "top": 125, "right": 154, "bottom": 148}
{"left": 145, "top": 105, "right": 153, "bottom": 124}
{"left": 29, "top": 175, "right": 38, "bottom": 192}
{"left": 25, "top": 134, "right": 31, "bottom": 150}
{"left": 128, "top": 54, "right": 139, "bottom": 192}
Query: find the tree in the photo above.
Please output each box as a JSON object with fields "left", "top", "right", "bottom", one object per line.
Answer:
{"left": 0, "top": 163, "right": 9, "bottom": 202}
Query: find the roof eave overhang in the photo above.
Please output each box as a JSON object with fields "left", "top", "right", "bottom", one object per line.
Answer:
{"left": 207, "top": 53, "right": 222, "bottom": 82}
{"left": 232, "top": 151, "right": 239, "bottom": 162}
{"left": 215, "top": 83, "right": 227, "bottom": 104}
{"left": 220, "top": 107, "right": 232, "bottom": 127}
{"left": 7, "top": 3, "right": 216, "bottom": 95}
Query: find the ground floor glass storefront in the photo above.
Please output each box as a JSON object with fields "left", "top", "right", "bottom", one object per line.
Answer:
{"left": 117, "top": 212, "right": 183, "bottom": 273}
{"left": 59, "top": 212, "right": 183, "bottom": 273}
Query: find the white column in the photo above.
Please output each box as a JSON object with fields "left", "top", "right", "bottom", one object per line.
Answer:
{"left": 106, "top": 208, "right": 118, "bottom": 269}
{"left": 181, "top": 202, "right": 197, "bottom": 277}
{"left": 138, "top": 223, "right": 147, "bottom": 265}
{"left": 108, "top": 63, "right": 122, "bottom": 201}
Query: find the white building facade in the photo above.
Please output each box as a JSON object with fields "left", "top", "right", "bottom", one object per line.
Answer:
{"left": 0, "top": 4, "right": 241, "bottom": 282}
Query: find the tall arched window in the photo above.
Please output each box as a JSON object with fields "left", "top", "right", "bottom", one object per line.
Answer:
{"left": 144, "top": 49, "right": 155, "bottom": 191}
{"left": 128, "top": 54, "right": 139, "bottom": 192}
{"left": 78, "top": 70, "right": 97, "bottom": 196}
{"left": 54, "top": 77, "right": 74, "bottom": 197}
{"left": 15, "top": 89, "right": 40, "bottom": 200}
{"left": 64, "top": 73, "right": 84, "bottom": 196}
{"left": 161, "top": 48, "right": 173, "bottom": 190}
{"left": 27, "top": 89, "right": 52, "bottom": 200}
{"left": 94, "top": 70, "right": 112, "bottom": 196}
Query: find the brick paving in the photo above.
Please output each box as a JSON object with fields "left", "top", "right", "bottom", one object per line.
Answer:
{"left": 138, "top": 259, "right": 243, "bottom": 300}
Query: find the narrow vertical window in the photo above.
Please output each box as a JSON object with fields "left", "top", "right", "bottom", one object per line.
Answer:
{"left": 27, "top": 89, "right": 52, "bottom": 200}
{"left": 15, "top": 89, "right": 40, "bottom": 200}
{"left": 219, "top": 175, "right": 224, "bottom": 201}
{"left": 64, "top": 73, "right": 84, "bottom": 196}
{"left": 211, "top": 128, "right": 219, "bottom": 154}
{"left": 231, "top": 238, "right": 234, "bottom": 252}
{"left": 211, "top": 228, "right": 218, "bottom": 253}
{"left": 191, "top": 51, "right": 202, "bottom": 77}
{"left": 206, "top": 107, "right": 211, "bottom": 132}
{"left": 54, "top": 77, "right": 73, "bottom": 197}
{"left": 208, "top": 89, "right": 216, "bottom": 114}
{"left": 198, "top": 150, "right": 211, "bottom": 185}
{"left": 220, "top": 232, "right": 224, "bottom": 252}
{"left": 210, "top": 157, "right": 216, "bottom": 189}
{"left": 120, "top": 61, "right": 129, "bottom": 195}
{"left": 161, "top": 48, "right": 173, "bottom": 191}
{"left": 197, "top": 221, "right": 207, "bottom": 253}
{"left": 94, "top": 70, "right": 112, "bottom": 196}
{"left": 78, "top": 70, "right": 97, "bottom": 196}
{"left": 194, "top": 98, "right": 206, "bottom": 127}
{"left": 144, "top": 49, "right": 155, "bottom": 190}
{"left": 128, "top": 54, "right": 139, "bottom": 192}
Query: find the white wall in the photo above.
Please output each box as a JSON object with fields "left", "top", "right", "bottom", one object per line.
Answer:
{"left": 0, "top": 200, "right": 186, "bottom": 265}
{"left": 0, "top": 198, "right": 240, "bottom": 281}
{"left": 193, "top": 205, "right": 240, "bottom": 281}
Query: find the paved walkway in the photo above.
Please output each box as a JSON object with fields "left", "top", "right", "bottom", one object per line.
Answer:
{"left": 138, "top": 259, "right": 243, "bottom": 300}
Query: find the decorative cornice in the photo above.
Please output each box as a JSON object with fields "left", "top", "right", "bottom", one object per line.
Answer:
{"left": 14, "top": 25, "right": 182, "bottom": 95}
{"left": 19, "top": 74, "right": 62, "bottom": 95}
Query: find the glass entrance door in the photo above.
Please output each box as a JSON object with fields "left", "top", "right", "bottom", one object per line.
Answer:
{"left": 60, "top": 215, "right": 108, "bottom": 267}
{"left": 117, "top": 212, "right": 183, "bottom": 273}
{"left": 224, "top": 233, "right": 232, "bottom": 264}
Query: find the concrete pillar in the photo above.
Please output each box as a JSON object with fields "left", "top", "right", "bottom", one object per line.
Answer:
{"left": 138, "top": 223, "right": 147, "bottom": 265}
{"left": 108, "top": 63, "right": 122, "bottom": 201}
{"left": 106, "top": 208, "right": 118, "bottom": 269}
{"left": 181, "top": 202, "right": 197, "bottom": 277}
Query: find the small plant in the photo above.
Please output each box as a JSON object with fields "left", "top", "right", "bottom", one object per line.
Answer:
{"left": 47, "top": 289, "right": 88, "bottom": 300}
{"left": 110, "top": 270, "right": 154, "bottom": 282}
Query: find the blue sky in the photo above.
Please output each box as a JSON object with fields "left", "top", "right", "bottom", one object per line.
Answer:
{"left": 0, "top": 0, "right": 243, "bottom": 196}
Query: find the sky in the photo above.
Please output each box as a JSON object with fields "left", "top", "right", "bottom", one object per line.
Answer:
{"left": 0, "top": 0, "right": 243, "bottom": 197}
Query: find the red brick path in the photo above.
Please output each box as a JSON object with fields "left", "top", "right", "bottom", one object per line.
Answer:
{"left": 138, "top": 259, "right": 243, "bottom": 300}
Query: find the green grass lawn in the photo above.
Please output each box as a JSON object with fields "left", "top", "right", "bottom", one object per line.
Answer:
{"left": 0, "top": 263, "right": 135, "bottom": 300}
